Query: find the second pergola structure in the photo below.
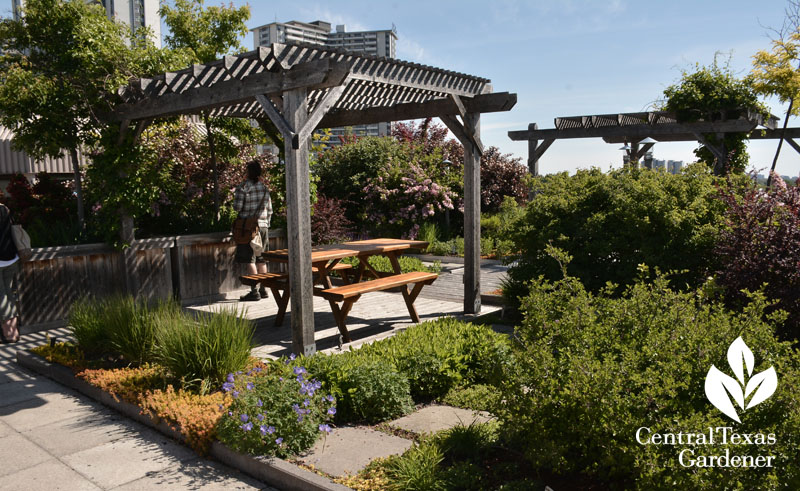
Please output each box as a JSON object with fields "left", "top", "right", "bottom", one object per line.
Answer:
{"left": 509, "top": 110, "right": 785, "bottom": 175}
{"left": 108, "top": 42, "right": 517, "bottom": 355}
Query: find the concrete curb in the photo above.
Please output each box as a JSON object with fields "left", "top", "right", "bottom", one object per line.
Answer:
{"left": 16, "top": 350, "right": 351, "bottom": 491}
{"left": 481, "top": 293, "right": 505, "bottom": 306}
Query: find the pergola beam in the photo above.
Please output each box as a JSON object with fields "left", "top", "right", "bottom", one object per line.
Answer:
{"left": 110, "top": 59, "right": 349, "bottom": 122}
{"left": 509, "top": 120, "right": 759, "bottom": 141}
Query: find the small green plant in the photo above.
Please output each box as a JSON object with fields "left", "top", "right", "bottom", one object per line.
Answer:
{"left": 216, "top": 361, "right": 336, "bottom": 458}
{"left": 434, "top": 422, "right": 499, "bottom": 463}
{"left": 385, "top": 439, "right": 446, "bottom": 491}
{"left": 103, "top": 296, "right": 166, "bottom": 366}
{"left": 427, "top": 239, "right": 453, "bottom": 257}
{"left": 454, "top": 237, "right": 465, "bottom": 256}
{"left": 156, "top": 307, "right": 255, "bottom": 391}
{"left": 480, "top": 237, "right": 494, "bottom": 257}
{"left": 341, "top": 254, "right": 440, "bottom": 274}
{"left": 419, "top": 222, "right": 439, "bottom": 245}
{"left": 68, "top": 297, "right": 110, "bottom": 357}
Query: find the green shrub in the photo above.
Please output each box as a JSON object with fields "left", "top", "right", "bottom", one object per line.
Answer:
{"left": 307, "top": 356, "right": 413, "bottom": 424}
{"left": 68, "top": 297, "right": 111, "bottom": 357}
{"left": 441, "top": 384, "right": 501, "bottom": 412}
{"left": 454, "top": 237, "right": 465, "bottom": 256}
{"left": 419, "top": 222, "right": 439, "bottom": 244}
{"left": 385, "top": 439, "right": 446, "bottom": 491}
{"left": 500, "top": 269, "right": 800, "bottom": 488}
{"left": 434, "top": 422, "right": 499, "bottom": 463}
{"left": 480, "top": 237, "right": 494, "bottom": 257}
{"left": 156, "top": 307, "right": 255, "bottom": 391}
{"left": 504, "top": 165, "right": 730, "bottom": 307}
{"left": 427, "top": 239, "right": 453, "bottom": 257}
{"left": 441, "top": 461, "right": 485, "bottom": 491}
{"left": 341, "top": 254, "right": 440, "bottom": 274}
{"left": 216, "top": 363, "right": 335, "bottom": 458}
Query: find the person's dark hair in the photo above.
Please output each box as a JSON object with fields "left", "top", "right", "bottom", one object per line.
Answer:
{"left": 246, "top": 160, "right": 262, "bottom": 182}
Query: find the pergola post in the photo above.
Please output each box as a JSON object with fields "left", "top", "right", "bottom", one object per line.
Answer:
{"left": 463, "top": 112, "right": 481, "bottom": 314}
{"left": 282, "top": 87, "right": 316, "bottom": 356}
{"left": 527, "top": 123, "right": 539, "bottom": 176}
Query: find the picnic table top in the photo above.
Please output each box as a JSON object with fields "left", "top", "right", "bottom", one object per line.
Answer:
{"left": 262, "top": 238, "right": 429, "bottom": 263}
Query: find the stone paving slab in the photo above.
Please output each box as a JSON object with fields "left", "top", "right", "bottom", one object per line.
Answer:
{"left": 24, "top": 411, "right": 139, "bottom": 458}
{"left": 0, "top": 375, "right": 68, "bottom": 408}
{"left": 0, "top": 391, "right": 103, "bottom": 432}
{"left": 388, "top": 405, "right": 494, "bottom": 435}
{"left": 298, "top": 426, "right": 413, "bottom": 477}
{"left": 113, "top": 458, "right": 268, "bottom": 490}
{"left": 0, "top": 432, "right": 53, "bottom": 478}
{"left": 61, "top": 432, "right": 198, "bottom": 489}
{"left": 1, "top": 459, "right": 102, "bottom": 491}
{"left": 0, "top": 419, "right": 13, "bottom": 439}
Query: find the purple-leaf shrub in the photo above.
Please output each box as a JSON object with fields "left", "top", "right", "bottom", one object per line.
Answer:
{"left": 311, "top": 195, "right": 353, "bottom": 245}
{"left": 715, "top": 174, "right": 800, "bottom": 339}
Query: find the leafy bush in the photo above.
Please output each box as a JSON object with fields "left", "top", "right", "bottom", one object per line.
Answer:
{"left": 715, "top": 175, "right": 800, "bottom": 341}
{"left": 499, "top": 267, "right": 800, "bottom": 488}
{"left": 69, "top": 297, "right": 111, "bottom": 357}
{"left": 155, "top": 308, "right": 255, "bottom": 391}
{"left": 419, "top": 222, "right": 439, "bottom": 245}
{"left": 427, "top": 240, "right": 453, "bottom": 257}
{"left": 306, "top": 356, "right": 413, "bottom": 424}
{"left": 482, "top": 196, "right": 525, "bottom": 245}
{"left": 311, "top": 194, "right": 353, "bottom": 245}
{"left": 434, "top": 422, "right": 499, "bottom": 463}
{"left": 340, "top": 254, "right": 441, "bottom": 274}
{"left": 504, "top": 165, "right": 728, "bottom": 307}
{"left": 441, "top": 384, "right": 501, "bottom": 412}
{"left": 478, "top": 147, "right": 529, "bottom": 213}
{"left": 216, "top": 363, "right": 336, "bottom": 458}
{"left": 307, "top": 318, "right": 511, "bottom": 407}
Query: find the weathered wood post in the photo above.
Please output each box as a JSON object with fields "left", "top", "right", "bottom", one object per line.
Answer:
{"left": 527, "top": 123, "right": 539, "bottom": 176}
{"left": 283, "top": 88, "right": 316, "bottom": 356}
{"left": 120, "top": 215, "right": 138, "bottom": 296}
{"left": 463, "top": 112, "right": 481, "bottom": 314}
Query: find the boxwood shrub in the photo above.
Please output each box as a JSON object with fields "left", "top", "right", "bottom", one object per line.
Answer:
{"left": 499, "top": 271, "right": 800, "bottom": 489}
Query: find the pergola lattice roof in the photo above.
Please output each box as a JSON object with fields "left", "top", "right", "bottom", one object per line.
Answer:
{"left": 111, "top": 42, "right": 508, "bottom": 126}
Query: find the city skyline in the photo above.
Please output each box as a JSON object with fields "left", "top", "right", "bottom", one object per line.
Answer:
{"left": 1, "top": 0, "right": 798, "bottom": 177}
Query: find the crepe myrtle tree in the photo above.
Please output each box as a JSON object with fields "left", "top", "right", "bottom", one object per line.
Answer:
{"left": 0, "top": 0, "right": 181, "bottom": 231}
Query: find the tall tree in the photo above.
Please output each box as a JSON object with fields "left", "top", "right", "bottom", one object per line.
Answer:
{"left": 160, "top": 0, "right": 251, "bottom": 222}
{"left": 0, "top": 0, "right": 181, "bottom": 231}
{"left": 751, "top": 0, "right": 800, "bottom": 187}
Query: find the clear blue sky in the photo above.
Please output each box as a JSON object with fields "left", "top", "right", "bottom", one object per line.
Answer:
{"left": 2, "top": 0, "right": 797, "bottom": 176}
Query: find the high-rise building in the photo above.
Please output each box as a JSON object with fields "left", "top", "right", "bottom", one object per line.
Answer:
{"left": 651, "top": 158, "right": 684, "bottom": 174}
{"left": 252, "top": 20, "right": 398, "bottom": 141}
{"left": 12, "top": 0, "right": 161, "bottom": 47}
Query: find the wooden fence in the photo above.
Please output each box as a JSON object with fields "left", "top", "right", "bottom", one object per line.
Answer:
{"left": 18, "top": 230, "right": 286, "bottom": 333}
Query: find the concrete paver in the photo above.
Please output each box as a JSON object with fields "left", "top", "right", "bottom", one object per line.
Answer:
{"left": 389, "top": 404, "right": 494, "bottom": 435}
{"left": 24, "top": 412, "right": 139, "bottom": 457}
{"left": 61, "top": 431, "right": 198, "bottom": 489}
{"left": 1, "top": 459, "right": 102, "bottom": 491}
{"left": 112, "top": 458, "right": 265, "bottom": 490}
{"left": 0, "top": 432, "right": 53, "bottom": 478}
{"left": 297, "top": 426, "right": 413, "bottom": 477}
{"left": 0, "top": 391, "right": 103, "bottom": 432}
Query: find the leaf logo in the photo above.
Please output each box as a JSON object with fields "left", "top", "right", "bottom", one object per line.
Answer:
{"left": 704, "top": 337, "right": 778, "bottom": 423}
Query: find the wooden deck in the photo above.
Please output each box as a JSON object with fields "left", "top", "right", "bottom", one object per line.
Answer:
{"left": 186, "top": 260, "right": 507, "bottom": 359}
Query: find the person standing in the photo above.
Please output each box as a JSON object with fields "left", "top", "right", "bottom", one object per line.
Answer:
{"left": 233, "top": 160, "right": 273, "bottom": 301}
{"left": 0, "top": 204, "right": 20, "bottom": 343}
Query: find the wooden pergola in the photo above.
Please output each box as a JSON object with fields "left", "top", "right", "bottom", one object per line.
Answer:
{"left": 508, "top": 110, "right": 788, "bottom": 175}
{"left": 107, "top": 42, "right": 517, "bottom": 356}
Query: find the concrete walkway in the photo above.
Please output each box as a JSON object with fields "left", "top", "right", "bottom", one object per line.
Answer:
{"left": 0, "top": 330, "right": 274, "bottom": 491}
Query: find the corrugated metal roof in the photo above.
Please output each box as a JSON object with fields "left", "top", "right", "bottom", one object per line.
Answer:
{"left": 0, "top": 126, "right": 89, "bottom": 175}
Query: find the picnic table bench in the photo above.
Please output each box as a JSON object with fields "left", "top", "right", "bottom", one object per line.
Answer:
{"left": 258, "top": 239, "right": 437, "bottom": 343}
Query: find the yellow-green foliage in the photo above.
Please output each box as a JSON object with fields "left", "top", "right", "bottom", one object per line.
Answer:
{"left": 30, "top": 342, "right": 87, "bottom": 370}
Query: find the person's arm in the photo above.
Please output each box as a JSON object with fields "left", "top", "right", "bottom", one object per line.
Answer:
{"left": 233, "top": 184, "right": 244, "bottom": 213}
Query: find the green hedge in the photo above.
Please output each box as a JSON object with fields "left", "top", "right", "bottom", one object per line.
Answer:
{"left": 499, "top": 269, "right": 800, "bottom": 488}
{"left": 303, "top": 318, "right": 511, "bottom": 423}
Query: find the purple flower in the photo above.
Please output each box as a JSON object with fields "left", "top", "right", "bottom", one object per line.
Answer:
{"left": 303, "top": 399, "right": 311, "bottom": 407}
{"left": 256, "top": 399, "right": 263, "bottom": 407}
{"left": 297, "top": 415, "right": 304, "bottom": 422}
{"left": 327, "top": 407, "right": 336, "bottom": 415}
{"left": 240, "top": 414, "right": 249, "bottom": 423}
{"left": 241, "top": 422, "right": 253, "bottom": 431}
{"left": 226, "top": 373, "right": 235, "bottom": 383}
{"left": 326, "top": 395, "right": 335, "bottom": 403}
{"left": 228, "top": 411, "right": 233, "bottom": 417}
{"left": 267, "top": 426, "right": 275, "bottom": 434}
{"left": 293, "top": 367, "right": 307, "bottom": 376}
{"left": 221, "top": 382, "right": 234, "bottom": 392}
{"left": 232, "top": 390, "right": 240, "bottom": 399}
{"left": 218, "top": 404, "right": 225, "bottom": 412}
{"left": 279, "top": 377, "right": 284, "bottom": 382}
{"left": 246, "top": 382, "right": 255, "bottom": 391}
{"left": 260, "top": 425, "right": 268, "bottom": 436}
{"left": 275, "top": 437, "right": 283, "bottom": 445}
{"left": 289, "top": 353, "right": 296, "bottom": 361}
{"left": 254, "top": 367, "right": 262, "bottom": 373}
{"left": 296, "top": 375, "right": 304, "bottom": 382}
{"left": 292, "top": 403, "right": 301, "bottom": 414}
{"left": 319, "top": 424, "right": 332, "bottom": 433}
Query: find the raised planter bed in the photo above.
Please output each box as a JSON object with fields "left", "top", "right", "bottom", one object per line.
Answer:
{"left": 15, "top": 350, "right": 350, "bottom": 491}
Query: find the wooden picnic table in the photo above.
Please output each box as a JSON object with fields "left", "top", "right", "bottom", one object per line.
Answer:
{"left": 258, "top": 238, "right": 435, "bottom": 342}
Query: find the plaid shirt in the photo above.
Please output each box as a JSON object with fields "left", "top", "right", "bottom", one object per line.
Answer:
{"left": 233, "top": 180, "right": 272, "bottom": 228}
